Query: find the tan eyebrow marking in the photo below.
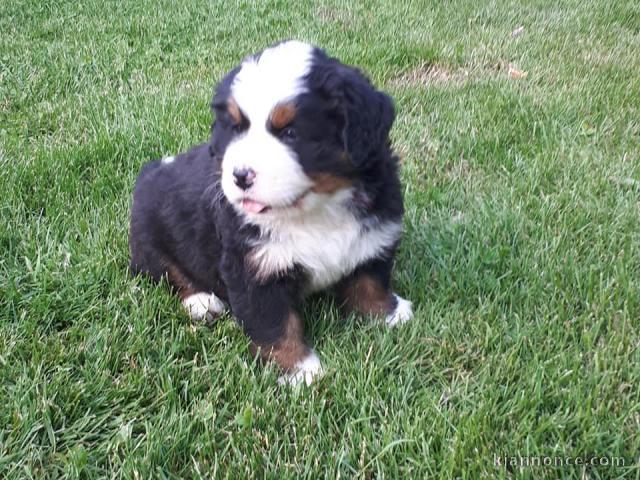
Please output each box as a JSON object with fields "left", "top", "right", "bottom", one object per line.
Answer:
{"left": 269, "top": 102, "right": 297, "bottom": 129}
{"left": 227, "top": 98, "right": 242, "bottom": 125}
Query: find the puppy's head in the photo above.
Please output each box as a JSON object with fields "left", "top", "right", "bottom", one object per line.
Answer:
{"left": 211, "top": 41, "right": 395, "bottom": 220}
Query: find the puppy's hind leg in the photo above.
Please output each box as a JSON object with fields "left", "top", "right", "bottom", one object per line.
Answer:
{"left": 165, "top": 262, "right": 226, "bottom": 323}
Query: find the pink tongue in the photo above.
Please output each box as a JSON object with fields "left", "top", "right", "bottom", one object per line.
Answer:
{"left": 242, "top": 198, "right": 268, "bottom": 213}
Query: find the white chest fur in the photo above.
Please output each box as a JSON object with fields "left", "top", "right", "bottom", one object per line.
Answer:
{"left": 249, "top": 201, "right": 402, "bottom": 293}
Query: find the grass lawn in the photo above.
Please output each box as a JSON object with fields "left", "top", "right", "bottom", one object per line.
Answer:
{"left": 1, "top": 0, "right": 639, "bottom": 478}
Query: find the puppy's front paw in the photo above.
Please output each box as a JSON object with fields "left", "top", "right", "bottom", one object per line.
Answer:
{"left": 277, "top": 351, "right": 325, "bottom": 387}
{"left": 182, "top": 292, "right": 225, "bottom": 322}
{"left": 385, "top": 294, "right": 413, "bottom": 327}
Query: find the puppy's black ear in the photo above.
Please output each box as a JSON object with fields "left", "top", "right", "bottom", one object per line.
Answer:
{"left": 312, "top": 57, "right": 395, "bottom": 169}
{"left": 338, "top": 65, "right": 395, "bottom": 169}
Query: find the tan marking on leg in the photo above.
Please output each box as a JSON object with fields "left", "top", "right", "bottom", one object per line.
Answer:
{"left": 163, "top": 259, "right": 225, "bottom": 321}
{"left": 165, "top": 261, "right": 198, "bottom": 300}
{"left": 250, "top": 312, "right": 310, "bottom": 372}
{"left": 339, "top": 274, "right": 395, "bottom": 316}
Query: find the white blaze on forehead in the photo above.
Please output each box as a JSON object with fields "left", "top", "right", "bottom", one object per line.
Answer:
{"left": 221, "top": 41, "right": 316, "bottom": 213}
{"left": 231, "top": 41, "right": 314, "bottom": 122}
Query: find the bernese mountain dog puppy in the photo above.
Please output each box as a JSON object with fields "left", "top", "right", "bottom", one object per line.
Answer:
{"left": 129, "top": 41, "right": 413, "bottom": 386}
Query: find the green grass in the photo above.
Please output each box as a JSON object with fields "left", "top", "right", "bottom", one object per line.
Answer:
{"left": 1, "top": 0, "right": 639, "bottom": 478}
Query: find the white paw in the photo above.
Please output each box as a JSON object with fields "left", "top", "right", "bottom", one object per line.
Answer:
{"left": 161, "top": 155, "right": 175, "bottom": 165}
{"left": 385, "top": 294, "right": 413, "bottom": 327}
{"left": 277, "top": 351, "right": 325, "bottom": 387}
{"left": 182, "top": 292, "right": 225, "bottom": 322}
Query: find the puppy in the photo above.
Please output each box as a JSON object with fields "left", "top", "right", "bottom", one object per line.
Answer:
{"left": 129, "top": 41, "right": 413, "bottom": 386}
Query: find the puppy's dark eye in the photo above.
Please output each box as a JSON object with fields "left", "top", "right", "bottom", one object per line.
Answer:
{"left": 280, "top": 127, "right": 297, "bottom": 142}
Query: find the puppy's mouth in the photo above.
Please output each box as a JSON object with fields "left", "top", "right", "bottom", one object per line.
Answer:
{"left": 241, "top": 198, "right": 270, "bottom": 214}
{"left": 241, "top": 190, "right": 310, "bottom": 214}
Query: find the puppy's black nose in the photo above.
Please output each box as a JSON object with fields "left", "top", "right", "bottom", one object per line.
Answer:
{"left": 233, "top": 167, "right": 256, "bottom": 190}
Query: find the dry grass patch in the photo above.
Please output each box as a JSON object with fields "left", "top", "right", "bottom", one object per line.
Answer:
{"left": 316, "top": 6, "right": 358, "bottom": 29}
{"left": 392, "top": 62, "right": 470, "bottom": 88}
{"left": 392, "top": 60, "right": 532, "bottom": 89}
